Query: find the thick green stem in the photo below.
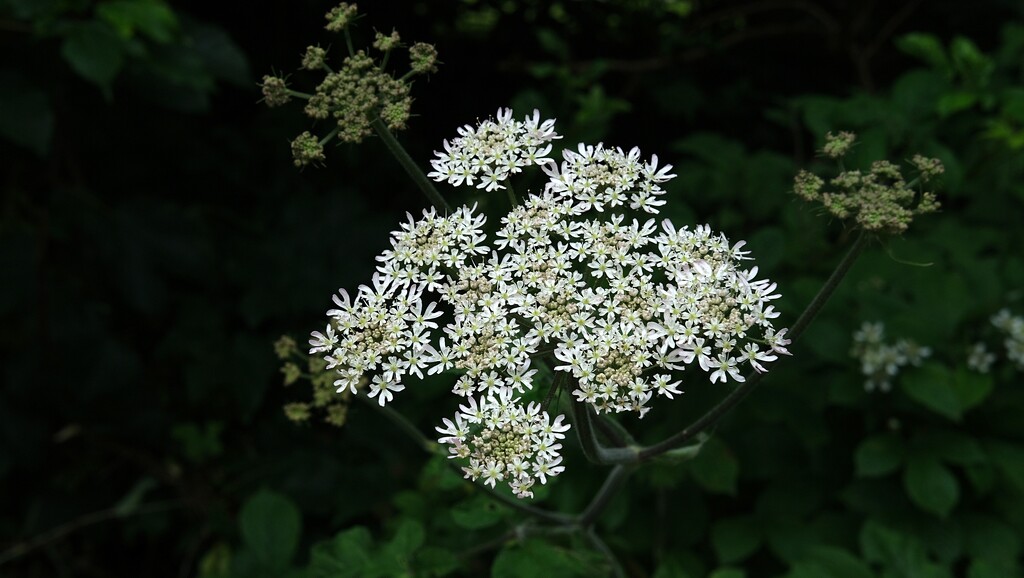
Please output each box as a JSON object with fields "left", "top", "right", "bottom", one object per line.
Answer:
{"left": 343, "top": 28, "right": 355, "bottom": 57}
{"left": 576, "top": 464, "right": 636, "bottom": 528}
{"left": 570, "top": 399, "right": 640, "bottom": 465}
{"left": 370, "top": 117, "right": 452, "bottom": 213}
{"left": 286, "top": 89, "right": 315, "bottom": 100}
{"left": 633, "top": 230, "right": 869, "bottom": 462}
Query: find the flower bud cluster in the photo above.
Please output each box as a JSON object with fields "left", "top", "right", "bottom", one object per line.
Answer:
{"left": 262, "top": 3, "right": 439, "bottom": 166}
{"left": 851, "top": 322, "right": 931, "bottom": 392}
{"left": 794, "top": 132, "right": 941, "bottom": 234}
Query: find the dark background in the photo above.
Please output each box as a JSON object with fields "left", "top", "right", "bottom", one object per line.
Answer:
{"left": 2, "top": 0, "right": 1023, "bottom": 576}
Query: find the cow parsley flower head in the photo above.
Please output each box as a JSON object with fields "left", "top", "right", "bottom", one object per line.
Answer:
{"left": 310, "top": 107, "right": 790, "bottom": 497}
{"left": 436, "top": 388, "right": 569, "bottom": 498}
{"left": 427, "top": 108, "right": 562, "bottom": 191}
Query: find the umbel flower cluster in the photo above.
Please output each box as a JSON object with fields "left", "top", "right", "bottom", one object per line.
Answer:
{"left": 308, "top": 109, "right": 789, "bottom": 497}
{"left": 793, "top": 131, "right": 942, "bottom": 234}
{"left": 260, "top": 2, "right": 439, "bottom": 167}
{"left": 850, "top": 322, "right": 931, "bottom": 392}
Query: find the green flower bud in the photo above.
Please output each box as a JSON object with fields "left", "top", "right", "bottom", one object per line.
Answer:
{"left": 325, "top": 3, "right": 358, "bottom": 32}
{"left": 409, "top": 42, "right": 438, "bottom": 74}
{"left": 291, "top": 131, "right": 326, "bottom": 167}
{"left": 301, "top": 45, "right": 328, "bottom": 70}
{"left": 260, "top": 75, "right": 291, "bottom": 107}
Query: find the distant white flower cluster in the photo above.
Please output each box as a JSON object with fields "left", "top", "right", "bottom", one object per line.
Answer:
{"left": 311, "top": 109, "right": 789, "bottom": 497}
{"left": 427, "top": 108, "right": 560, "bottom": 191}
{"left": 851, "top": 322, "right": 931, "bottom": 392}
{"left": 990, "top": 309, "right": 1024, "bottom": 371}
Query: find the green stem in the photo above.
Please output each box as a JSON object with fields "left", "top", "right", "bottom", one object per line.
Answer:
{"left": 633, "top": 230, "right": 869, "bottom": 462}
{"left": 576, "top": 464, "right": 636, "bottom": 528}
{"left": 370, "top": 117, "right": 452, "bottom": 213}
{"left": 584, "top": 528, "right": 626, "bottom": 578}
{"left": 357, "top": 392, "right": 437, "bottom": 454}
{"left": 319, "top": 126, "right": 340, "bottom": 147}
{"left": 505, "top": 181, "right": 519, "bottom": 208}
{"left": 286, "top": 89, "right": 315, "bottom": 100}
{"left": 569, "top": 399, "right": 639, "bottom": 465}
{"left": 343, "top": 28, "right": 355, "bottom": 57}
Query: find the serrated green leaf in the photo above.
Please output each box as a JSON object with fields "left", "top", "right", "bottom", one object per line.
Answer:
{"left": 690, "top": 437, "right": 738, "bottom": 495}
{"left": 855, "top": 433, "right": 905, "bottom": 477}
{"left": 61, "top": 22, "right": 125, "bottom": 95}
{"left": 904, "top": 458, "right": 959, "bottom": 518}
{"left": 712, "top": 516, "right": 762, "bottom": 564}
{"left": 239, "top": 489, "right": 301, "bottom": 571}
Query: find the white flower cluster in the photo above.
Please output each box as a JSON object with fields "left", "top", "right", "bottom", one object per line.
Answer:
{"left": 427, "top": 108, "right": 561, "bottom": 191}
{"left": 312, "top": 109, "right": 790, "bottom": 496}
{"left": 991, "top": 309, "right": 1024, "bottom": 370}
{"left": 436, "top": 388, "right": 569, "bottom": 498}
{"left": 851, "top": 322, "right": 931, "bottom": 392}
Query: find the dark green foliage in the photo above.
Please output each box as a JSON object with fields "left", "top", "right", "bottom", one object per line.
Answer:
{"left": 2, "top": 1, "right": 1024, "bottom": 577}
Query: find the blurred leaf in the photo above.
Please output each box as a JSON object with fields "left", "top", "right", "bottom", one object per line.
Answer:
{"left": 0, "top": 71, "right": 54, "bottom": 155}
{"left": 113, "top": 477, "right": 158, "bottom": 516}
{"left": 415, "top": 546, "right": 458, "bottom": 577}
{"left": 901, "top": 364, "right": 961, "bottom": 421}
{"left": 187, "top": 20, "right": 251, "bottom": 87}
{"left": 937, "top": 92, "right": 978, "bottom": 117}
{"left": 784, "top": 546, "right": 874, "bottom": 578}
{"left": 896, "top": 33, "right": 950, "bottom": 72}
{"left": 963, "top": 514, "right": 1020, "bottom": 565}
{"left": 861, "top": 521, "right": 951, "bottom": 578}
{"left": 380, "top": 519, "right": 424, "bottom": 573}
{"left": 712, "top": 515, "right": 762, "bottom": 564}
{"left": 61, "top": 21, "right": 125, "bottom": 96}
{"left": 492, "top": 539, "right": 599, "bottom": 578}
{"left": 239, "top": 489, "right": 302, "bottom": 571}
{"left": 904, "top": 457, "right": 959, "bottom": 518}
{"left": 309, "top": 526, "right": 374, "bottom": 578}
{"left": 708, "top": 569, "right": 746, "bottom": 578}
{"left": 98, "top": 0, "right": 178, "bottom": 43}
{"left": 855, "top": 433, "right": 905, "bottom": 477}
{"left": 689, "top": 436, "right": 739, "bottom": 495}
{"left": 450, "top": 494, "right": 504, "bottom": 529}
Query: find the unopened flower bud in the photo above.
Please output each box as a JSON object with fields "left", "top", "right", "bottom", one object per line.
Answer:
{"left": 261, "top": 75, "right": 291, "bottom": 107}
{"left": 325, "top": 3, "right": 358, "bottom": 32}
{"left": 409, "top": 42, "right": 438, "bottom": 74}
{"left": 301, "top": 45, "right": 328, "bottom": 70}
{"left": 373, "top": 30, "right": 401, "bottom": 52}
{"left": 291, "top": 131, "right": 326, "bottom": 167}
{"left": 822, "top": 131, "right": 856, "bottom": 158}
